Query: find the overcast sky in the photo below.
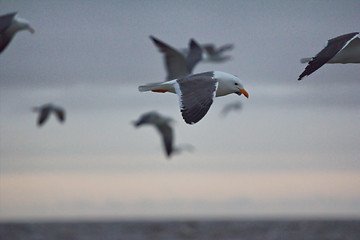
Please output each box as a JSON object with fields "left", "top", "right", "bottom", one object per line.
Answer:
{"left": 0, "top": 0, "right": 359, "bottom": 221}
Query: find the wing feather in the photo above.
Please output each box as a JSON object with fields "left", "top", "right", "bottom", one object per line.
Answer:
{"left": 175, "top": 72, "right": 217, "bottom": 124}
{"left": 157, "top": 124, "right": 173, "bottom": 157}
{"left": 150, "top": 36, "right": 188, "bottom": 81}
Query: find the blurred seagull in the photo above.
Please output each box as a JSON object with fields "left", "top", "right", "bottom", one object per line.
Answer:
{"left": 298, "top": 32, "right": 360, "bottom": 80}
{"left": 133, "top": 111, "right": 175, "bottom": 158}
{"left": 139, "top": 71, "right": 249, "bottom": 125}
{"left": 0, "top": 12, "right": 35, "bottom": 54}
{"left": 32, "top": 103, "right": 65, "bottom": 127}
{"left": 173, "top": 144, "right": 195, "bottom": 155}
{"left": 220, "top": 101, "right": 242, "bottom": 117}
{"left": 150, "top": 35, "right": 202, "bottom": 81}
{"left": 181, "top": 43, "right": 234, "bottom": 63}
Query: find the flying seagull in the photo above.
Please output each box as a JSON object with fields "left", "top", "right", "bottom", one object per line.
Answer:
{"left": 138, "top": 71, "right": 249, "bottom": 125}
{"left": 298, "top": 32, "right": 360, "bottom": 80}
{"left": 133, "top": 111, "right": 175, "bottom": 157}
{"left": 0, "top": 12, "right": 35, "bottom": 54}
{"left": 150, "top": 35, "right": 202, "bottom": 81}
{"left": 173, "top": 144, "right": 195, "bottom": 155}
{"left": 32, "top": 103, "right": 65, "bottom": 127}
{"left": 220, "top": 101, "right": 242, "bottom": 117}
{"left": 181, "top": 43, "right": 234, "bottom": 63}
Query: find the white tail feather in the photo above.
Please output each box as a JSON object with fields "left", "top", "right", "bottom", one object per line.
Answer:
{"left": 138, "top": 82, "right": 163, "bottom": 92}
{"left": 300, "top": 57, "right": 312, "bottom": 63}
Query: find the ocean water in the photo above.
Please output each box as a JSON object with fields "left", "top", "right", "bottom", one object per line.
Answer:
{"left": 1, "top": 219, "right": 359, "bottom": 240}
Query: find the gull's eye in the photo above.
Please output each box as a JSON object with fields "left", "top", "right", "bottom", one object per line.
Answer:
{"left": 234, "top": 82, "right": 239, "bottom": 86}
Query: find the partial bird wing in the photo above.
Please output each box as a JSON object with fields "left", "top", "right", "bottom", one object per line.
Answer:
{"left": 133, "top": 113, "right": 151, "bottom": 127}
{"left": 156, "top": 123, "right": 173, "bottom": 157}
{"left": 0, "top": 12, "right": 17, "bottom": 53}
{"left": 0, "top": 12, "right": 16, "bottom": 33}
{"left": 298, "top": 32, "right": 359, "bottom": 80}
{"left": 150, "top": 35, "right": 188, "bottom": 81}
{"left": 217, "top": 43, "right": 234, "bottom": 53}
{"left": 186, "top": 39, "right": 202, "bottom": 74}
{"left": 55, "top": 108, "right": 65, "bottom": 123}
{"left": 37, "top": 108, "right": 51, "bottom": 126}
{"left": 175, "top": 72, "right": 218, "bottom": 125}
{"left": 220, "top": 102, "right": 242, "bottom": 117}
{"left": 202, "top": 44, "right": 217, "bottom": 55}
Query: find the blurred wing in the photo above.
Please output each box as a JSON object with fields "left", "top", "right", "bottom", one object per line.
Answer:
{"left": 55, "top": 108, "right": 65, "bottom": 123}
{"left": 220, "top": 104, "right": 232, "bottom": 117}
{"left": 186, "top": 39, "right": 202, "bottom": 73}
{"left": 202, "top": 44, "right": 217, "bottom": 55}
{"left": 0, "top": 33, "right": 12, "bottom": 53}
{"left": 0, "top": 12, "right": 17, "bottom": 53}
{"left": 157, "top": 124, "right": 173, "bottom": 157}
{"left": 298, "top": 32, "right": 359, "bottom": 80}
{"left": 37, "top": 109, "right": 50, "bottom": 126}
{"left": 0, "top": 12, "right": 16, "bottom": 33}
{"left": 134, "top": 114, "right": 150, "bottom": 126}
{"left": 217, "top": 43, "right": 234, "bottom": 53}
{"left": 150, "top": 36, "right": 188, "bottom": 81}
{"left": 221, "top": 102, "right": 242, "bottom": 117}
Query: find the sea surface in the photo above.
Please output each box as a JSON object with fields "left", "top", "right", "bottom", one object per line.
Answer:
{"left": 1, "top": 219, "right": 359, "bottom": 240}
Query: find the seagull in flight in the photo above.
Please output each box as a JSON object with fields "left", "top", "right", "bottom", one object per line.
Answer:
{"left": 298, "top": 32, "right": 360, "bottom": 80}
{"left": 139, "top": 71, "right": 248, "bottom": 125}
{"left": 32, "top": 103, "right": 65, "bottom": 127}
{"left": 133, "top": 111, "right": 175, "bottom": 158}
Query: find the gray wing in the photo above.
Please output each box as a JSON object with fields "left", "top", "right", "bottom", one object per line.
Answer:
{"left": 298, "top": 32, "right": 359, "bottom": 80}
{"left": 150, "top": 35, "right": 189, "bottom": 81}
{"left": 0, "top": 12, "right": 16, "bottom": 33}
{"left": 37, "top": 108, "right": 51, "bottom": 126}
{"left": 175, "top": 72, "right": 218, "bottom": 125}
{"left": 202, "top": 44, "right": 217, "bottom": 55}
{"left": 134, "top": 114, "right": 151, "bottom": 126}
{"left": 0, "top": 33, "right": 12, "bottom": 53}
{"left": 0, "top": 12, "right": 17, "bottom": 54}
{"left": 202, "top": 43, "right": 233, "bottom": 55}
{"left": 55, "top": 108, "right": 65, "bottom": 123}
{"left": 220, "top": 102, "right": 242, "bottom": 117}
{"left": 156, "top": 123, "right": 173, "bottom": 157}
{"left": 186, "top": 39, "right": 202, "bottom": 73}
{"left": 217, "top": 43, "right": 234, "bottom": 53}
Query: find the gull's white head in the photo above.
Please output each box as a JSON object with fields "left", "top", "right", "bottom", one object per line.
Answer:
{"left": 13, "top": 14, "right": 35, "bottom": 34}
{"left": 213, "top": 71, "right": 249, "bottom": 98}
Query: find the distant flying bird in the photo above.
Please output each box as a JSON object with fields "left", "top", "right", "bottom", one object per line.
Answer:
{"left": 0, "top": 12, "right": 35, "bottom": 54}
{"left": 150, "top": 35, "right": 202, "bottom": 81}
{"left": 139, "top": 71, "right": 249, "bottom": 125}
{"left": 32, "top": 103, "right": 65, "bottom": 127}
{"left": 133, "top": 111, "right": 175, "bottom": 157}
{"left": 220, "top": 101, "right": 242, "bottom": 117}
{"left": 173, "top": 144, "right": 195, "bottom": 155}
{"left": 181, "top": 43, "right": 234, "bottom": 63}
{"left": 298, "top": 32, "right": 360, "bottom": 80}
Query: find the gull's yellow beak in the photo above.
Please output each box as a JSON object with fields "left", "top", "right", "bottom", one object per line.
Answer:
{"left": 239, "top": 88, "right": 249, "bottom": 98}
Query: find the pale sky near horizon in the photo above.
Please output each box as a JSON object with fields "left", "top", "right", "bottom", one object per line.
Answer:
{"left": 0, "top": 0, "right": 360, "bottom": 221}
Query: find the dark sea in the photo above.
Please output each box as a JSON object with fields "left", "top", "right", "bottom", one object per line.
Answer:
{"left": 1, "top": 219, "right": 359, "bottom": 240}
